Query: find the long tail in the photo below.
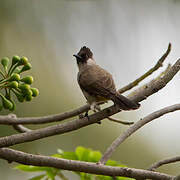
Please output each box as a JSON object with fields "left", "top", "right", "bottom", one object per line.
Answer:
{"left": 110, "top": 92, "right": 140, "bottom": 110}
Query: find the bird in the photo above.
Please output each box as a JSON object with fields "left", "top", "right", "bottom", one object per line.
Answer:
{"left": 73, "top": 46, "right": 140, "bottom": 116}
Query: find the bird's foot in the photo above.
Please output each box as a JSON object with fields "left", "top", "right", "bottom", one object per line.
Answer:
{"left": 84, "top": 111, "right": 90, "bottom": 121}
{"left": 90, "top": 103, "right": 102, "bottom": 124}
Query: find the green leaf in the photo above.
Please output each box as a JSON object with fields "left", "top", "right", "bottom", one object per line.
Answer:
{"left": 52, "top": 154, "right": 62, "bottom": 159}
{"left": 116, "top": 177, "right": 135, "bottom": 180}
{"left": 97, "top": 175, "right": 134, "bottom": 180}
{"left": 46, "top": 169, "right": 56, "bottom": 180}
{"left": 96, "top": 175, "right": 113, "bottom": 180}
{"left": 28, "top": 174, "right": 46, "bottom": 180}
{"left": 62, "top": 152, "right": 77, "bottom": 160}
{"left": 106, "top": 160, "right": 119, "bottom": 166}
{"left": 75, "top": 146, "right": 90, "bottom": 161}
{"left": 79, "top": 172, "right": 94, "bottom": 180}
{"left": 88, "top": 150, "right": 102, "bottom": 162}
{"left": 15, "top": 165, "right": 52, "bottom": 172}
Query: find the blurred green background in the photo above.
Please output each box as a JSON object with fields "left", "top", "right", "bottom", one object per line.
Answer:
{"left": 0, "top": 0, "right": 180, "bottom": 179}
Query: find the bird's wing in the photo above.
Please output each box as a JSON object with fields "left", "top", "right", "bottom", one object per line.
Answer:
{"left": 78, "top": 65, "right": 116, "bottom": 98}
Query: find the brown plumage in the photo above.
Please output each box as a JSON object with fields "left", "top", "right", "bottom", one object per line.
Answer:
{"left": 74, "top": 46, "right": 140, "bottom": 110}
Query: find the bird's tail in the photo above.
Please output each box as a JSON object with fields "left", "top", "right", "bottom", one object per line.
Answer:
{"left": 110, "top": 92, "right": 140, "bottom": 110}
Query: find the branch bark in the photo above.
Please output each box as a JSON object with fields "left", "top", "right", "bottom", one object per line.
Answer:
{"left": 0, "top": 148, "right": 174, "bottom": 180}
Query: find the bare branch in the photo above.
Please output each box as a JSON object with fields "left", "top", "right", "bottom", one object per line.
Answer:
{"left": 118, "top": 43, "right": 171, "bottom": 94}
{"left": 8, "top": 114, "right": 32, "bottom": 133}
{"left": 0, "top": 59, "right": 179, "bottom": 148}
{"left": 99, "top": 104, "right": 180, "bottom": 164}
{"left": 0, "top": 148, "right": 174, "bottom": 180}
{"left": 148, "top": 156, "right": 180, "bottom": 171}
{"left": 0, "top": 104, "right": 89, "bottom": 125}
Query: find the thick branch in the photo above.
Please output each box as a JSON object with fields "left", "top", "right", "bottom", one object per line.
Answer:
{"left": 148, "top": 156, "right": 180, "bottom": 171}
{"left": 0, "top": 148, "right": 174, "bottom": 180}
{"left": 0, "top": 59, "right": 179, "bottom": 148}
{"left": 118, "top": 43, "right": 171, "bottom": 94}
{"left": 99, "top": 104, "right": 180, "bottom": 164}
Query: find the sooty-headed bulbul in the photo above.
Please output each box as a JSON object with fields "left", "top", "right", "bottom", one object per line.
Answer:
{"left": 73, "top": 46, "right": 140, "bottom": 116}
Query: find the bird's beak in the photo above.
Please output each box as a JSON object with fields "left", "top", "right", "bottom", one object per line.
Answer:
{"left": 73, "top": 54, "right": 82, "bottom": 59}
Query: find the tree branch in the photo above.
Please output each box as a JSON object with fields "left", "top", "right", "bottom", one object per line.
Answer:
{"left": 148, "top": 156, "right": 180, "bottom": 171}
{"left": 0, "top": 104, "right": 90, "bottom": 125}
{"left": 0, "top": 59, "right": 179, "bottom": 148}
{"left": 118, "top": 43, "right": 171, "bottom": 94}
{"left": 99, "top": 104, "right": 180, "bottom": 164}
{"left": 0, "top": 148, "right": 174, "bottom": 180}
{"left": 13, "top": 125, "right": 32, "bottom": 133}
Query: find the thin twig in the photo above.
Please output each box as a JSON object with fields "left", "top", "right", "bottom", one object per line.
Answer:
{"left": 118, "top": 43, "right": 171, "bottom": 94}
{"left": 107, "top": 117, "right": 134, "bottom": 125}
{"left": 93, "top": 109, "right": 134, "bottom": 125}
{"left": 0, "top": 59, "right": 179, "bottom": 148}
{"left": 0, "top": 148, "right": 174, "bottom": 180}
{"left": 148, "top": 156, "right": 180, "bottom": 171}
{"left": 99, "top": 104, "right": 180, "bottom": 165}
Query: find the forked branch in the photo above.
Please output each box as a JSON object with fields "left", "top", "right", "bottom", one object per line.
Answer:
{"left": 148, "top": 156, "right": 180, "bottom": 171}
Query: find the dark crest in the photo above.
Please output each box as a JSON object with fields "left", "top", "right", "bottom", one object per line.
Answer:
{"left": 77, "top": 46, "right": 93, "bottom": 59}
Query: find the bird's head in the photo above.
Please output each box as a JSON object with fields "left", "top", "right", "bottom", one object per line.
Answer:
{"left": 73, "top": 46, "right": 94, "bottom": 64}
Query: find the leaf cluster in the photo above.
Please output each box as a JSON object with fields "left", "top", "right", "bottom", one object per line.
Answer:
{"left": 15, "top": 146, "right": 134, "bottom": 180}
